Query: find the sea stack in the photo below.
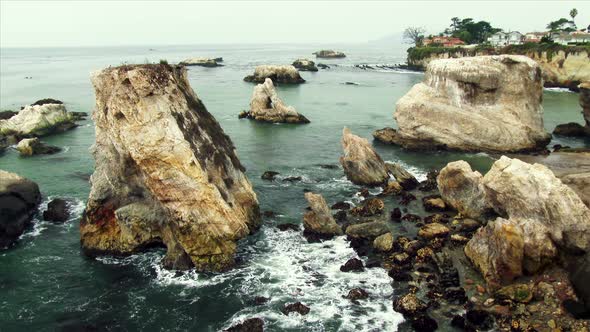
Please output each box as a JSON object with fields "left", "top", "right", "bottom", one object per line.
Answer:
{"left": 239, "top": 78, "right": 309, "bottom": 124}
{"left": 340, "top": 127, "right": 389, "bottom": 186}
{"left": 374, "top": 55, "right": 551, "bottom": 152}
{"left": 243, "top": 65, "right": 305, "bottom": 84}
{"left": 81, "top": 64, "right": 260, "bottom": 271}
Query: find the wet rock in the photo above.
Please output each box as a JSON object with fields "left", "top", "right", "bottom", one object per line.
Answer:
{"left": 261, "top": 171, "right": 280, "bottom": 180}
{"left": 411, "top": 314, "right": 438, "bottom": 332}
{"left": 450, "top": 234, "right": 469, "bottom": 244}
{"left": 345, "top": 221, "right": 389, "bottom": 240}
{"left": 292, "top": 59, "right": 318, "bottom": 72}
{"left": 373, "top": 232, "right": 393, "bottom": 252}
{"left": 415, "top": 247, "right": 434, "bottom": 263}
{"left": 331, "top": 201, "right": 351, "bottom": 210}
{"left": 450, "top": 315, "right": 465, "bottom": 329}
{"left": 0, "top": 170, "right": 41, "bottom": 248}
{"left": 423, "top": 213, "right": 447, "bottom": 224}
{"left": 350, "top": 198, "right": 384, "bottom": 217}
{"left": 81, "top": 64, "right": 260, "bottom": 272}
{"left": 282, "top": 302, "right": 310, "bottom": 315}
{"left": 344, "top": 288, "right": 369, "bottom": 301}
{"left": 385, "top": 163, "right": 418, "bottom": 190}
{"left": 382, "top": 180, "right": 403, "bottom": 195}
{"left": 43, "top": 198, "right": 70, "bottom": 222}
{"left": 388, "top": 266, "right": 413, "bottom": 281}
{"left": 262, "top": 210, "right": 275, "bottom": 218}
{"left": 340, "top": 257, "right": 364, "bottom": 272}
{"left": 460, "top": 218, "right": 481, "bottom": 232}
{"left": 566, "top": 252, "right": 590, "bottom": 316}
{"left": 224, "top": 318, "right": 264, "bottom": 332}
{"left": 282, "top": 176, "right": 302, "bottom": 182}
{"left": 254, "top": 296, "right": 269, "bottom": 305}
{"left": 277, "top": 223, "right": 299, "bottom": 232}
{"left": 333, "top": 210, "right": 347, "bottom": 222}
{"left": 422, "top": 195, "right": 446, "bottom": 212}
{"left": 390, "top": 208, "right": 402, "bottom": 221}
{"left": 16, "top": 137, "right": 61, "bottom": 156}
{"left": 313, "top": 50, "right": 346, "bottom": 58}
{"left": 393, "top": 293, "right": 427, "bottom": 317}
{"left": 418, "top": 170, "right": 439, "bottom": 191}
{"left": 179, "top": 57, "right": 222, "bottom": 67}
{"left": 403, "top": 240, "right": 424, "bottom": 255}
{"left": 432, "top": 252, "right": 460, "bottom": 288}
{"left": 399, "top": 192, "right": 417, "bottom": 205}
{"left": 339, "top": 127, "right": 389, "bottom": 186}
{"left": 495, "top": 283, "right": 533, "bottom": 303}
{"left": 243, "top": 78, "right": 309, "bottom": 124}
{"left": 302, "top": 192, "right": 343, "bottom": 238}
{"left": 244, "top": 65, "right": 305, "bottom": 84}
{"left": 443, "top": 287, "right": 468, "bottom": 304}
{"left": 418, "top": 223, "right": 450, "bottom": 239}
{"left": 553, "top": 122, "right": 588, "bottom": 137}
{"left": 437, "top": 161, "right": 488, "bottom": 219}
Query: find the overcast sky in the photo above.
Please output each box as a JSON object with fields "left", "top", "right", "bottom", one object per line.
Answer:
{"left": 1, "top": 0, "right": 589, "bottom": 48}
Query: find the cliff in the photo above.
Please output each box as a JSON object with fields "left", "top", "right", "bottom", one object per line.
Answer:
{"left": 81, "top": 64, "right": 260, "bottom": 271}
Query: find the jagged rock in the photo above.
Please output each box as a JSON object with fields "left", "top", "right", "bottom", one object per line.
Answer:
{"left": 282, "top": 302, "right": 310, "bottom": 315}
{"left": 179, "top": 58, "right": 222, "bottom": 67}
{"left": 292, "top": 59, "right": 318, "bottom": 72}
{"left": 375, "top": 55, "right": 551, "bottom": 152}
{"left": 80, "top": 64, "right": 260, "bottom": 272}
{"left": 0, "top": 102, "right": 77, "bottom": 138}
{"left": 394, "top": 293, "right": 427, "bottom": 317}
{"left": 224, "top": 318, "right": 263, "bottom": 332}
{"left": 345, "top": 221, "right": 389, "bottom": 239}
{"left": 240, "top": 78, "right": 309, "bottom": 124}
{"left": 385, "top": 163, "right": 418, "bottom": 190}
{"left": 418, "top": 223, "right": 450, "bottom": 239}
{"left": 313, "top": 50, "right": 346, "bottom": 58}
{"left": 303, "top": 192, "right": 342, "bottom": 238}
{"left": 339, "top": 127, "right": 388, "bottom": 186}
{"left": 340, "top": 257, "right": 364, "bottom": 272}
{"left": 0, "top": 170, "right": 41, "bottom": 248}
{"left": 43, "top": 198, "right": 70, "bottom": 222}
{"left": 464, "top": 217, "right": 524, "bottom": 287}
{"left": 437, "top": 161, "right": 489, "bottom": 219}
{"left": 243, "top": 65, "right": 305, "bottom": 84}
{"left": 373, "top": 232, "right": 393, "bottom": 252}
{"left": 16, "top": 138, "right": 61, "bottom": 156}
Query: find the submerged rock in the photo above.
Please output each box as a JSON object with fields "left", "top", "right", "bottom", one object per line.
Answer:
{"left": 375, "top": 55, "right": 551, "bottom": 152}
{"left": 340, "top": 257, "right": 364, "bottom": 272}
{"left": 303, "top": 192, "right": 343, "bottom": 238}
{"left": 282, "top": 302, "right": 310, "bottom": 315}
{"left": 261, "top": 171, "right": 279, "bottom": 180}
{"left": 243, "top": 65, "right": 305, "bottom": 84}
{"left": 43, "top": 198, "right": 70, "bottom": 222}
{"left": 179, "top": 57, "right": 222, "bottom": 67}
{"left": 16, "top": 137, "right": 61, "bottom": 156}
{"left": 0, "top": 101, "right": 77, "bottom": 138}
{"left": 81, "top": 64, "right": 260, "bottom": 272}
{"left": 339, "top": 127, "right": 389, "bottom": 186}
{"left": 0, "top": 170, "right": 41, "bottom": 248}
{"left": 241, "top": 78, "right": 309, "bottom": 124}
{"left": 345, "top": 288, "right": 369, "bottom": 301}
{"left": 224, "top": 318, "right": 264, "bottom": 332}
{"left": 292, "top": 59, "right": 318, "bottom": 72}
{"left": 313, "top": 50, "right": 346, "bottom": 58}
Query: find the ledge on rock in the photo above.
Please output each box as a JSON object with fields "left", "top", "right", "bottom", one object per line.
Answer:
{"left": 240, "top": 78, "right": 309, "bottom": 124}
{"left": 243, "top": 65, "right": 305, "bottom": 84}
{"left": 340, "top": 127, "right": 389, "bottom": 186}
{"left": 81, "top": 64, "right": 260, "bottom": 272}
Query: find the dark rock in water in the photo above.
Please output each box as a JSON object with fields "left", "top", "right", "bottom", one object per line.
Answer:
{"left": 340, "top": 257, "right": 364, "bottom": 272}
{"left": 317, "top": 63, "right": 330, "bottom": 69}
{"left": 460, "top": 218, "right": 481, "bottom": 232}
{"left": 386, "top": 163, "right": 419, "bottom": 190}
{"left": 0, "top": 170, "right": 41, "bottom": 248}
{"left": 401, "top": 213, "right": 421, "bottom": 223}
{"left": 390, "top": 208, "right": 402, "bottom": 221}
{"left": 359, "top": 188, "right": 370, "bottom": 198}
{"left": 344, "top": 82, "right": 359, "bottom": 85}
{"left": 0, "top": 110, "right": 18, "bottom": 120}
{"left": 313, "top": 50, "right": 346, "bottom": 58}
{"left": 282, "top": 302, "right": 310, "bottom": 315}
{"left": 244, "top": 65, "right": 305, "bottom": 84}
{"left": 43, "top": 198, "right": 70, "bottom": 222}
{"left": 224, "top": 318, "right": 264, "bottom": 332}
{"left": 350, "top": 198, "right": 384, "bottom": 217}
{"left": 277, "top": 223, "right": 299, "bottom": 232}
{"left": 388, "top": 267, "right": 413, "bottom": 282}
{"left": 399, "top": 192, "right": 416, "bottom": 205}
{"left": 443, "top": 287, "right": 467, "bottom": 304}
{"left": 553, "top": 122, "right": 588, "bottom": 137}
{"left": 262, "top": 210, "right": 275, "bottom": 218}
{"left": 465, "top": 309, "right": 494, "bottom": 330}
{"left": 261, "top": 171, "right": 279, "bottom": 180}
{"left": 345, "top": 288, "right": 369, "bottom": 301}
{"left": 333, "top": 210, "right": 347, "bottom": 222}
{"left": 254, "top": 296, "right": 269, "bottom": 305}
{"left": 331, "top": 201, "right": 351, "bottom": 210}
{"left": 345, "top": 221, "right": 388, "bottom": 240}
{"left": 31, "top": 98, "right": 63, "bottom": 106}
{"left": 393, "top": 293, "right": 427, "bottom": 317}
{"left": 70, "top": 112, "right": 88, "bottom": 121}
{"left": 292, "top": 59, "right": 318, "bottom": 72}
{"left": 16, "top": 138, "right": 61, "bottom": 156}
{"left": 418, "top": 170, "right": 439, "bottom": 191}
{"left": 450, "top": 315, "right": 465, "bottom": 329}
{"left": 365, "top": 257, "right": 381, "bottom": 268}
{"left": 318, "top": 164, "right": 338, "bottom": 169}
{"left": 433, "top": 252, "right": 460, "bottom": 288}
{"left": 282, "top": 176, "right": 302, "bottom": 183}
{"left": 411, "top": 315, "right": 438, "bottom": 332}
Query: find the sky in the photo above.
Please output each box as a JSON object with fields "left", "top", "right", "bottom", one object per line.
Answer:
{"left": 1, "top": 0, "right": 589, "bottom": 48}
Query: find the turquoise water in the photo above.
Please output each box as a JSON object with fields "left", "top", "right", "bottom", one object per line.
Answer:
{"left": 0, "top": 45, "right": 587, "bottom": 331}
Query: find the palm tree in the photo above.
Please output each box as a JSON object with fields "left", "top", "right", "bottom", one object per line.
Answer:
{"left": 570, "top": 8, "right": 578, "bottom": 27}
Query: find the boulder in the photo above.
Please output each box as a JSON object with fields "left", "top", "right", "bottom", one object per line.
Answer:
{"left": 0, "top": 102, "right": 77, "bottom": 138}
{"left": 241, "top": 78, "right": 309, "bottom": 124}
{"left": 0, "top": 170, "right": 41, "bottom": 248}
{"left": 179, "top": 57, "right": 222, "bottom": 67}
{"left": 80, "top": 64, "right": 260, "bottom": 272}
{"left": 373, "top": 232, "right": 393, "bottom": 252}
{"left": 340, "top": 257, "right": 364, "bottom": 272}
{"left": 385, "top": 163, "right": 418, "bottom": 190}
{"left": 243, "top": 65, "right": 305, "bottom": 84}
{"left": 393, "top": 293, "right": 427, "bottom": 317}
{"left": 43, "top": 198, "right": 70, "bottom": 222}
{"left": 422, "top": 196, "right": 446, "bottom": 212}
{"left": 303, "top": 192, "right": 343, "bottom": 238}
{"left": 381, "top": 180, "right": 403, "bottom": 195}
{"left": 418, "top": 223, "right": 450, "bottom": 239}
{"left": 16, "top": 138, "right": 61, "bottom": 156}
{"left": 292, "top": 59, "right": 318, "bottom": 72}
{"left": 345, "top": 221, "right": 389, "bottom": 239}
{"left": 345, "top": 288, "right": 369, "bottom": 301}
{"left": 350, "top": 198, "right": 384, "bottom": 217}
{"left": 313, "top": 50, "right": 346, "bottom": 58}
{"left": 437, "top": 161, "right": 488, "bottom": 219}
{"left": 339, "top": 127, "right": 389, "bottom": 186}
{"left": 374, "top": 55, "right": 551, "bottom": 152}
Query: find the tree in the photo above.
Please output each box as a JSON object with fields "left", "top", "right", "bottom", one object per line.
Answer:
{"left": 570, "top": 8, "right": 578, "bottom": 23}
{"left": 451, "top": 17, "right": 461, "bottom": 32}
{"left": 547, "top": 18, "right": 575, "bottom": 32}
{"left": 403, "top": 26, "right": 426, "bottom": 46}
{"left": 442, "top": 17, "right": 501, "bottom": 44}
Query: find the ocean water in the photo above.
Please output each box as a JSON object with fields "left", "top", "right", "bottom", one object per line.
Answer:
{"left": 0, "top": 44, "right": 588, "bottom": 332}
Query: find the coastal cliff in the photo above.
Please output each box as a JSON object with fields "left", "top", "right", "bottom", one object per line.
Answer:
{"left": 81, "top": 64, "right": 260, "bottom": 271}
{"left": 407, "top": 45, "right": 590, "bottom": 90}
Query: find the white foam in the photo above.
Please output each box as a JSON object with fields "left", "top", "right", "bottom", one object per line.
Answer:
{"left": 544, "top": 87, "right": 574, "bottom": 93}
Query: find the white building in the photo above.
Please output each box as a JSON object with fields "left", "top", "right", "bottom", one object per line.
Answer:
{"left": 487, "top": 31, "right": 524, "bottom": 47}
{"left": 552, "top": 31, "right": 590, "bottom": 45}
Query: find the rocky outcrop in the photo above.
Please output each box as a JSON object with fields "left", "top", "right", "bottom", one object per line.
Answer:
{"left": 303, "top": 192, "right": 342, "bottom": 238}
{"left": 81, "top": 64, "right": 260, "bottom": 272}
{"left": 0, "top": 101, "right": 77, "bottom": 139}
{"left": 292, "top": 59, "right": 318, "bottom": 72}
{"left": 43, "top": 198, "right": 70, "bottom": 222}
{"left": 0, "top": 170, "right": 41, "bottom": 248}
{"left": 239, "top": 78, "right": 309, "bottom": 124}
{"left": 375, "top": 55, "right": 551, "bottom": 152}
{"left": 16, "top": 138, "right": 61, "bottom": 156}
{"left": 313, "top": 50, "right": 346, "bottom": 58}
{"left": 340, "top": 127, "right": 389, "bottom": 186}
{"left": 437, "top": 161, "right": 488, "bottom": 219}
{"left": 179, "top": 58, "right": 222, "bottom": 67}
{"left": 243, "top": 65, "right": 305, "bottom": 84}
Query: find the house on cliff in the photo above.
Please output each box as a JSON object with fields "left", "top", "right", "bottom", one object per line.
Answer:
{"left": 487, "top": 31, "right": 524, "bottom": 46}
{"left": 423, "top": 36, "right": 465, "bottom": 47}
{"left": 552, "top": 31, "right": 590, "bottom": 45}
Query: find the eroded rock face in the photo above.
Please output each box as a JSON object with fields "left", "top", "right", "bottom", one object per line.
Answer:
{"left": 81, "top": 64, "right": 260, "bottom": 271}
{"left": 243, "top": 65, "right": 305, "bottom": 84}
{"left": 241, "top": 78, "right": 309, "bottom": 124}
{"left": 0, "top": 102, "right": 77, "bottom": 138}
{"left": 292, "top": 59, "right": 318, "bottom": 72}
{"left": 375, "top": 55, "right": 551, "bottom": 152}
{"left": 303, "top": 192, "right": 342, "bottom": 238}
{"left": 437, "top": 161, "right": 488, "bottom": 219}
{"left": 313, "top": 50, "right": 346, "bottom": 58}
{"left": 0, "top": 170, "right": 41, "bottom": 248}
{"left": 340, "top": 128, "right": 389, "bottom": 186}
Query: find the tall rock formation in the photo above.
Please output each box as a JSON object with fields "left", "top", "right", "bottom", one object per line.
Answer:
{"left": 340, "top": 127, "right": 389, "bottom": 186}
{"left": 81, "top": 64, "right": 260, "bottom": 271}
{"left": 374, "top": 55, "right": 551, "bottom": 152}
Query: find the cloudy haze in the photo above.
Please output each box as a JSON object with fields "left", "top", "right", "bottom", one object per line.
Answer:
{"left": 1, "top": 0, "right": 589, "bottom": 47}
